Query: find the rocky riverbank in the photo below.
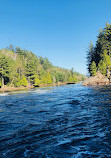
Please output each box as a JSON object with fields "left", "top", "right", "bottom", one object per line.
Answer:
{"left": 0, "top": 82, "right": 76, "bottom": 92}
{"left": 82, "top": 72, "right": 111, "bottom": 86}
{"left": 0, "top": 85, "right": 34, "bottom": 92}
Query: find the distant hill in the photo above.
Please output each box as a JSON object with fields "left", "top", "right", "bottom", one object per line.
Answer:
{"left": 0, "top": 45, "right": 86, "bottom": 88}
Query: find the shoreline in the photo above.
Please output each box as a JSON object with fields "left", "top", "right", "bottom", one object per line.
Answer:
{"left": 0, "top": 85, "right": 34, "bottom": 92}
{"left": 82, "top": 72, "right": 111, "bottom": 86}
{"left": 0, "top": 82, "right": 76, "bottom": 92}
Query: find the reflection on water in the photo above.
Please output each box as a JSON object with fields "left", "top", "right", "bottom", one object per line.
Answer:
{"left": 0, "top": 84, "right": 111, "bottom": 157}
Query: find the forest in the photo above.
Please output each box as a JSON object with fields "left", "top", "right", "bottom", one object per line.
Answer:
{"left": 87, "top": 23, "right": 111, "bottom": 78}
{"left": 0, "top": 45, "right": 85, "bottom": 88}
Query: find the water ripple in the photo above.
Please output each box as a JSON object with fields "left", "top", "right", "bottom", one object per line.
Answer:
{"left": 0, "top": 84, "right": 111, "bottom": 157}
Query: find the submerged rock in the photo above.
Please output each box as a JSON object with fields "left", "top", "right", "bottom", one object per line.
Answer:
{"left": 82, "top": 72, "right": 110, "bottom": 86}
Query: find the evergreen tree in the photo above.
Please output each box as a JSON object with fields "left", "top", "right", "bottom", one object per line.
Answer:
{"left": 90, "top": 61, "right": 97, "bottom": 76}
{"left": 46, "top": 73, "right": 52, "bottom": 84}
{"left": 87, "top": 23, "right": 111, "bottom": 77}
{"left": 34, "top": 75, "right": 41, "bottom": 87}
{"left": 0, "top": 54, "right": 10, "bottom": 86}
{"left": 87, "top": 42, "right": 95, "bottom": 75}
{"left": 98, "top": 60, "right": 106, "bottom": 75}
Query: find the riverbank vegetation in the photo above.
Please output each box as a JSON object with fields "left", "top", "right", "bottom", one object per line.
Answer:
{"left": 0, "top": 45, "right": 85, "bottom": 89}
{"left": 87, "top": 23, "right": 111, "bottom": 79}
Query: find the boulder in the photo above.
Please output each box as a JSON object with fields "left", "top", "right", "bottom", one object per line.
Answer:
{"left": 82, "top": 72, "right": 110, "bottom": 86}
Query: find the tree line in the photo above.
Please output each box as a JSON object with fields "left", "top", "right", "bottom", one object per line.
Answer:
{"left": 87, "top": 23, "right": 111, "bottom": 78}
{"left": 0, "top": 45, "right": 85, "bottom": 88}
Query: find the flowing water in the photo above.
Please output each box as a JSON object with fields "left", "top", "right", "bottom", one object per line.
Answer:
{"left": 0, "top": 84, "right": 111, "bottom": 158}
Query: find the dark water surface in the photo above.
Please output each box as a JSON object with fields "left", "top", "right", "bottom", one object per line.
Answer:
{"left": 0, "top": 84, "right": 111, "bottom": 158}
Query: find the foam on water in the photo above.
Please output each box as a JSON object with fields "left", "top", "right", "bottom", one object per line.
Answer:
{"left": 0, "top": 107, "right": 4, "bottom": 112}
{"left": 0, "top": 93, "right": 9, "bottom": 96}
{"left": 34, "top": 89, "right": 50, "bottom": 94}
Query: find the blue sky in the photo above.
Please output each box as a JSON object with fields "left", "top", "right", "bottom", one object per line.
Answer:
{"left": 0, "top": 0, "right": 111, "bottom": 75}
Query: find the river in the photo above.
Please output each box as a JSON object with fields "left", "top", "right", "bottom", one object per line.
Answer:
{"left": 0, "top": 84, "right": 111, "bottom": 158}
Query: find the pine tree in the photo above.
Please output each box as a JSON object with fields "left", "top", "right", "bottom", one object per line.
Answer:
{"left": 98, "top": 60, "right": 106, "bottom": 75}
{"left": 0, "top": 54, "right": 10, "bottom": 86}
{"left": 87, "top": 23, "right": 111, "bottom": 77}
{"left": 34, "top": 76, "right": 41, "bottom": 87}
{"left": 87, "top": 42, "right": 95, "bottom": 74}
{"left": 90, "top": 61, "right": 97, "bottom": 76}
